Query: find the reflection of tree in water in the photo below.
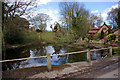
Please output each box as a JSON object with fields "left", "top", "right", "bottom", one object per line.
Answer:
{"left": 67, "top": 53, "right": 86, "bottom": 63}
{"left": 34, "top": 45, "right": 47, "bottom": 56}
{"left": 5, "top": 49, "right": 30, "bottom": 60}
{"left": 51, "top": 46, "right": 68, "bottom": 64}
{"left": 2, "top": 60, "right": 25, "bottom": 70}
{"left": 2, "top": 50, "right": 30, "bottom": 70}
{"left": 3, "top": 45, "right": 88, "bottom": 70}
{"left": 52, "top": 46, "right": 86, "bottom": 64}
{"left": 55, "top": 53, "right": 86, "bottom": 64}
{"left": 52, "top": 45, "right": 62, "bottom": 55}
{"left": 100, "top": 50, "right": 108, "bottom": 58}
{"left": 91, "top": 51, "right": 101, "bottom": 60}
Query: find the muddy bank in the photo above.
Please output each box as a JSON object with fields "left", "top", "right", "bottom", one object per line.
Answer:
{"left": 2, "top": 64, "right": 70, "bottom": 78}
{"left": 2, "top": 56, "right": 119, "bottom": 79}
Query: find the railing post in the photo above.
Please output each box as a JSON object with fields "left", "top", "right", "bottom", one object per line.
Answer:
{"left": 47, "top": 53, "right": 52, "bottom": 71}
{"left": 87, "top": 49, "right": 91, "bottom": 62}
{"left": 109, "top": 46, "right": 112, "bottom": 57}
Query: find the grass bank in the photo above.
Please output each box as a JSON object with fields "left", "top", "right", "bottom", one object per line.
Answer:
{"left": 6, "top": 31, "right": 75, "bottom": 49}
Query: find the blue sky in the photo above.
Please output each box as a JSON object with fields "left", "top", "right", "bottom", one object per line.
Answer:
{"left": 24, "top": 1, "right": 119, "bottom": 30}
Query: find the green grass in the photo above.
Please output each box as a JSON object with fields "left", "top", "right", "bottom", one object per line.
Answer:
{"left": 55, "top": 32, "right": 74, "bottom": 44}
{"left": 5, "top": 31, "right": 75, "bottom": 45}
{"left": 22, "top": 32, "right": 40, "bottom": 44}
{"left": 40, "top": 31, "right": 56, "bottom": 43}
{"left": 22, "top": 31, "right": 56, "bottom": 44}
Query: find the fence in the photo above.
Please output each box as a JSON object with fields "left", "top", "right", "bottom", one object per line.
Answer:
{"left": 0, "top": 46, "right": 118, "bottom": 70}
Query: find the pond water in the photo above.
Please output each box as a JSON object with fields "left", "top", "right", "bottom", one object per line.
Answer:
{"left": 2, "top": 45, "right": 109, "bottom": 71}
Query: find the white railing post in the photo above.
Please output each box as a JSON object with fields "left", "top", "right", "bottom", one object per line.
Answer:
{"left": 87, "top": 49, "right": 91, "bottom": 62}
{"left": 109, "top": 46, "right": 112, "bottom": 57}
{"left": 47, "top": 53, "right": 52, "bottom": 71}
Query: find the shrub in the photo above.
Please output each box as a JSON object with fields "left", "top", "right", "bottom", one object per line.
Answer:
{"left": 106, "top": 33, "right": 116, "bottom": 41}
{"left": 100, "top": 29, "right": 104, "bottom": 39}
{"left": 4, "top": 24, "right": 25, "bottom": 44}
{"left": 36, "top": 29, "right": 42, "bottom": 32}
{"left": 95, "top": 38, "right": 101, "bottom": 41}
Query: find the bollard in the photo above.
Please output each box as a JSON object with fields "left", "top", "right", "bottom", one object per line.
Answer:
{"left": 109, "top": 46, "right": 112, "bottom": 57}
{"left": 87, "top": 49, "right": 91, "bottom": 62}
{"left": 47, "top": 53, "right": 52, "bottom": 71}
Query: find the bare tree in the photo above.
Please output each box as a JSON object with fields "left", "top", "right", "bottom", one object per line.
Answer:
{"left": 2, "top": 0, "right": 37, "bottom": 22}
{"left": 89, "top": 14, "right": 103, "bottom": 27}
{"left": 30, "top": 13, "right": 51, "bottom": 31}
{"left": 107, "top": 8, "right": 118, "bottom": 28}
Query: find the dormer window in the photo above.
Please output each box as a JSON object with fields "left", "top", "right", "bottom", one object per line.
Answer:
{"left": 103, "top": 28, "right": 106, "bottom": 30}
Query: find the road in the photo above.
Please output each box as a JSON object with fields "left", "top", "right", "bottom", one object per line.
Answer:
{"left": 96, "top": 68, "right": 118, "bottom": 78}
{"left": 70, "top": 62, "right": 119, "bottom": 79}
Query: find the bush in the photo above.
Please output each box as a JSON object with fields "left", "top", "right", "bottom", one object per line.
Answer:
{"left": 95, "top": 38, "right": 101, "bottom": 41}
{"left": 36, "top": 29, "right": 42, "bottom": 32}
{"left": 56, "top": 32, "right": 74, "bottom": 44}
{"left": 4, "top": 23, "right": 25, "bottom": 44}
{"left": 106, "top": 33, "right": 116, "bottom": 41}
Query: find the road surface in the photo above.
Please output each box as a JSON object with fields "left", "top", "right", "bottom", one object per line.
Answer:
{"left": 70, "top": 62, "right": 119, "bottom": 79}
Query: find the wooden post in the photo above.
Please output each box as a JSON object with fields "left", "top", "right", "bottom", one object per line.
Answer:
{"left": 109, "top": 46, "right": 112, "bottom": 57}
{"left": 87, "top": 49, "right": 91, "bottom": 62}
{"left": 47, "top": 53, "right": 52, "bottom": 71}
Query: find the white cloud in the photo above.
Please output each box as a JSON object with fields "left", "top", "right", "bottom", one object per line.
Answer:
{"left": 39, "top": 0, "right": 52, "bottom": 5}
{"left": 28, "top": 8, "right": 60, "bottom": 31}
{"left": 5, "top": 0, "right": 119, "bottom": 2}
{"left": 91, "top": 10, "right": 99, "bottom": 13}
{"left": 101, "top": 4, "right": 118, "bottom": 20}
{"left": 44, "top": 9, "right": 60, "bottom": 31}
{"left": 54, "top": 10, "right": 59, "bottom": 14}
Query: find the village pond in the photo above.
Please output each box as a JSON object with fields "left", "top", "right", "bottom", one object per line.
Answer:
{"left": 2, "top": 45, "right": 110, "bottom": 71}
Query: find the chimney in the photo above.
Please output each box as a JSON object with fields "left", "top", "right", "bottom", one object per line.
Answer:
{"left": 109, "top": 25, "right": 112, "bottom": 29}
{"left": 104, "top": 22, "right": 106, "bottom": 24}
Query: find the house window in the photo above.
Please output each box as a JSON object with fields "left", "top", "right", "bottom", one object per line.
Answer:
{"left": 103, "top": 28, "right": 106, "bottom": 30}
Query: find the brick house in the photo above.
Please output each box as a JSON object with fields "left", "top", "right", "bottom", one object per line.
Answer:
{"left": 88, "top": 22, "right": 112, "bottom": 39}
{"left": 15, "top": 15, "right": 30, "bottom": 31}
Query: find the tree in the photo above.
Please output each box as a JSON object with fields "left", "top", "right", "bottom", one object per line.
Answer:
{"left": 108, "top": 28, "right": 111, "bottom": 34}
{"left": 59, "top": 2, "right": 90, "bottom": 39}
{"left": 107, "top": 1, "right": 120, "bottom": 41}
{"left": 101, "top": 29, "right": 104, "bottom": 39}
{"left": 30, "top": 13, "right": 51, "bottom": 31}
{"left": 96, "top": 14, "right": 103, "bottom": 27}
{"left": 107, "top": 8, "right": 118, "bottom": 28}
{"left": 89, "top": 14, "right": 98, "bottom": 27}
{"left": 116, "top": 7, "right": 120, "bottom": 28}
{"left": 89, "top": 14, "right": 103, "bottom": 27}
{"left": 2, "top": 0, "right": 37, "bottom": 44}
{"left": 36, "top": 29, "right": 41, "bottom": 32}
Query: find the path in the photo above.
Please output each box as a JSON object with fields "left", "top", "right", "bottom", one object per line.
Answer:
{"left": 97, "top": 68, "right": 118, "bottom": 78}
{"left": 2, "top": 56, "right": 119, "bottom": 79}
{"left": 70, "top": 60, "right": 119, "bottom": 79}
{"left": 28, "top": 56, "right": 119, "bottom": 79}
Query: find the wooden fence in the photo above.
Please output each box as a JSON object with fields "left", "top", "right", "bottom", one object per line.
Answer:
{"left": 0, "top": 46, "right": 118, "bottom": 70}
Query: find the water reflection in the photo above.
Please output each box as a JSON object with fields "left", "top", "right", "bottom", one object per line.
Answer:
{"left": 2, "top": 45, "right": 109, "bottom": 71}
{"left": 91, "top": 50, "right": 108, "bottom": 60}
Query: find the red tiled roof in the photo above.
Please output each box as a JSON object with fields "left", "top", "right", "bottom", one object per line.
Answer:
{"left": 98, "top": 26, "right": 101, "bottom": 28}
{"left": 112, "top": 28, "right": 120, "bottom": 33}
{"left": 88, "top": 30, "right": 98, "bottom": 34}
{"left": 91, "top": 28, "right": 100, "bottom": 29}
{"left": 108, "top": 25, "right": 112, "bottom": 29}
